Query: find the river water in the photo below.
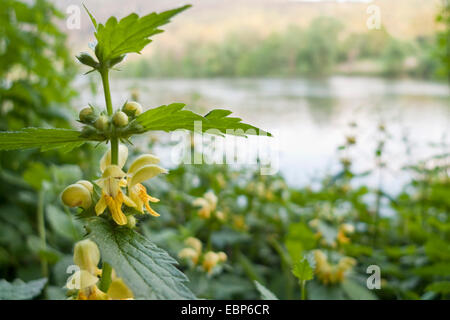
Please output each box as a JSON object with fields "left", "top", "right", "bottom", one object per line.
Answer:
{"left": 77, "top": 76, "right": 450, "bottom": 195}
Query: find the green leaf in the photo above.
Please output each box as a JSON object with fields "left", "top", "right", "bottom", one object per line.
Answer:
{"left": 292, "top": 254, "right": 315, "bottom": 282}
{"left": 88, "top": 5, "right": 191, "bottom": 64}
{"left": 0, "top": 278, "right": 47, "bottom": 300}
{"left": 0, "top": 128, "right": 86, "bottom": 152}
{"left": 135, "top": 103, "right": 271, "bottom": 137}
{"left": 254, "top": 281, "right": 278, "bottom": 300}
{"left": 426, "top": 281, "right": 450, "bottom": 294}
{"left": 341, "top": 279, "right": 378, "bottom": 300}
{"left": 87, "top": 217, "right": 196, "bottom": 299}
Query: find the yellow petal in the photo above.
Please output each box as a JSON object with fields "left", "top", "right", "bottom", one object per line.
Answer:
{"left": 95, "top": 194, "right": 107, "bottom": 216}
{"left": 127, "top": 154, "right": 160, "bottom": 175}
{"left": 129, "top": 164, "right": 167, "bottom": 187}
{"left": 73, "top": 239, "right": 100, "bottom": 274}
{"left": 76, "top": 180, "right": 93, "bottom": 193}
{"left": 100, "top": 144, "right": 129, "bottom": 171}
{"left": 66, "top": 270, "right": 99, "bottom": 290}
{"left": 61, "top": 183, "right": 92, "bottom": 209}
{"left": 107, "top": 278, "right": 134, "bottom": 300}
{"left": 122, "top": 193, "right": 137, "bottom": 208}
{"left": 105, "top": 194, "right": 127, "bottom": 225}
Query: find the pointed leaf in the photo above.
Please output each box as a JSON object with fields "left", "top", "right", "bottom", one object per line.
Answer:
{"left": 254, "top": 281, "right": 278, "bottom": 300}
{"left": 0, "top": 128, "right": 87, "bottom": 152}
{"left": 0, "top": 278, "right": 47, "bottom": 300}
{"left": 87, "top": 217, "right": 196, "bottom": 299}
{"left": 135, "top": 103, "right": 271, "bottom": 137}
{"left": 91, "top": 5, "right": 190, "bottom": 64}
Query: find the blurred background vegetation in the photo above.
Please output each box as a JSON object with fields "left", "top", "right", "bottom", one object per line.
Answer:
{"left": 0, "top": 0, "right": 449, "bottom": 300}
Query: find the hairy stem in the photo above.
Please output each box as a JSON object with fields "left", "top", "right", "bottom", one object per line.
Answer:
{"left": 99, "top": 67, "right": 116, "bottom": 291}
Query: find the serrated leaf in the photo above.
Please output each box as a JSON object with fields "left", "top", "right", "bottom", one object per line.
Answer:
{"left": 87, "top": 217, "right": 195, "bottom": 300}
{"left": 135, "top": 103, "right": 271, "bottom": 137}
{"left": 0, "top": 278, "right": 47, "bottom": 300}
{"left": 254, "top": 281, "right": 278, "bottom": 300}
{"left": 0, "top": 128, "right": 87, "bottom": 152}
{"left": 292, "top": 255, "right": 314, "bottom": 282}
{"left": 88, "top": 5, "right": 190, "bottom": 64}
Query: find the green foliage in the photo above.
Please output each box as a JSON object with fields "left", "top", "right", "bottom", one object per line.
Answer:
{"left": 292, "top": 255, "right": 314, "bottom": 282}
{"left": 84, "top": 5, "right": 190, "bottom": 67}
{"left": 87, "top": 217, "right": 196, "bottom": 299}
{"left": 0, "top": 278, "right": 47, "bottom": 300}
{"left": 254, "top": 281, "right": 278, "bottom": 300}
{"left": 426, "top": 281, "right": 450, "bottom": 295}
{"left": 135, "top": 103, "right": 271, "bottom": 137}
{"left": 0, "top": 128, "right": 86, "bottom": 152}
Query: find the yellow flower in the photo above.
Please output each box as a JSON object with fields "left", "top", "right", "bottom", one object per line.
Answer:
{"left": 73, "top": 239, "right": 101, "bottom": 276}
{"left": 96, "top": 145, "right": 167, "bottom": 225}
{"left": 95, "top": 165, "right": 136, "bottom": 225}
{"left": 178, "top": 237, "right": 202, "bottom": 264}
{"left": 66, "top": 239, "right": 134, "bottom": 300}
{"left": 127, "top": 154, "right": 166, "bottom": 216}
{"left": 61, "top": 180, "right": 93, "bottom": 209}
{"left": 313, "top": 250, "right": 356, "bottom": 285}
{"left": 193, "top": 191, "right": 217, "bottom": 219}
{"left": 202, "top": 251, "right": 227, "bottom": 274}
{"left": 337, "top": 223, "right": 355, "bottom": 245}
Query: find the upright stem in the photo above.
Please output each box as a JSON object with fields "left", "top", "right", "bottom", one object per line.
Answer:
{"left": 37, "top": 189, "right": 48, "bottom": 278}
{"left": 98, "top": 66, "right": 116, "bottom": 292}
{"left": 101, "top": 68, "right": 113, "bottom": 116}
{"left": 301, "top": 280, "right": 306, "bottom": 300}
{"left": 100, "top": 67, "right": 118, "bottom": 165}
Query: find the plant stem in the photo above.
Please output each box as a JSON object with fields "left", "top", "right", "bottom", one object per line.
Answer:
{"left": 300, "top": 280, "right": 306, "bottom": 300}
{"left": 98, "top": 262, "right": 112, "bottom": 292}
{"left": 99, "top": 67, "right": 116, "bottom": 292}
{"left": 37, "top": 189, "right": 48, "bottom": 278}
{"left": 100, "top": 68, "right": 113, "bottom": 116}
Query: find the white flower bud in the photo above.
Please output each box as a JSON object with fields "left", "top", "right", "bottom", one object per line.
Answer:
{"left": 123, "top": 101, "right": 142, "bottom": 116}
{"left": 113, "top": 111, "right": 129, "bottom": 127}
{"left": 94, "top": 115, "right": 109, "bottom": 131}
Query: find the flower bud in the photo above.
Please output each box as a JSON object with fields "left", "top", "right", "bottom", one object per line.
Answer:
{"left": 127, "top": 215, "right": 136, "bottom": 228}
{"left": 95, "top": 115, "right": 109, "bottom": 131}
{"left": 202, "top": 251, "right": 220, "bottom": 273}
{"left": 79, "top": 107, "right": 96, "bottom": 123}
{"left": 73, "top": 239, "right": 100, "bottom": 274}
{"left": 184, "top": 237, "right": 202, "bottom": 253}
{"left": 217, "top": 251, "right": 227, "bottom": 262}
{"left": 123, "top": 101, "right": 142, "bottom": 116}
{"left": 113, "top": 111, "right": 129, "bottom": 127}
{"left": 61, "top": 183, "right": 92, "bottom": 209}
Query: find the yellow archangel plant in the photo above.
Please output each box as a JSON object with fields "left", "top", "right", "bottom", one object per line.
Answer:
{"left": 0, "top": 4, "right": 270, "bottom": 299}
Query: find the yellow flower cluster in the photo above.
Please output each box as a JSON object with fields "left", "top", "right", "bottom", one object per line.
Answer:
{"left": 61, "top": 145, "right": 167, "bottom": 225}
{"left": 309, "top": 219, "right": 355, "bottom": 247}
{"left": 178, "top": 237, "right": 227, "bottom": 274}
{"left": 313, "top": 250, "right": 356, "bottom": 285}
{"left": 66, "top": 239, "right": 133, "bottom": 300}
{"left": 193, "top": 191, "right": 225, "bottom": 220}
